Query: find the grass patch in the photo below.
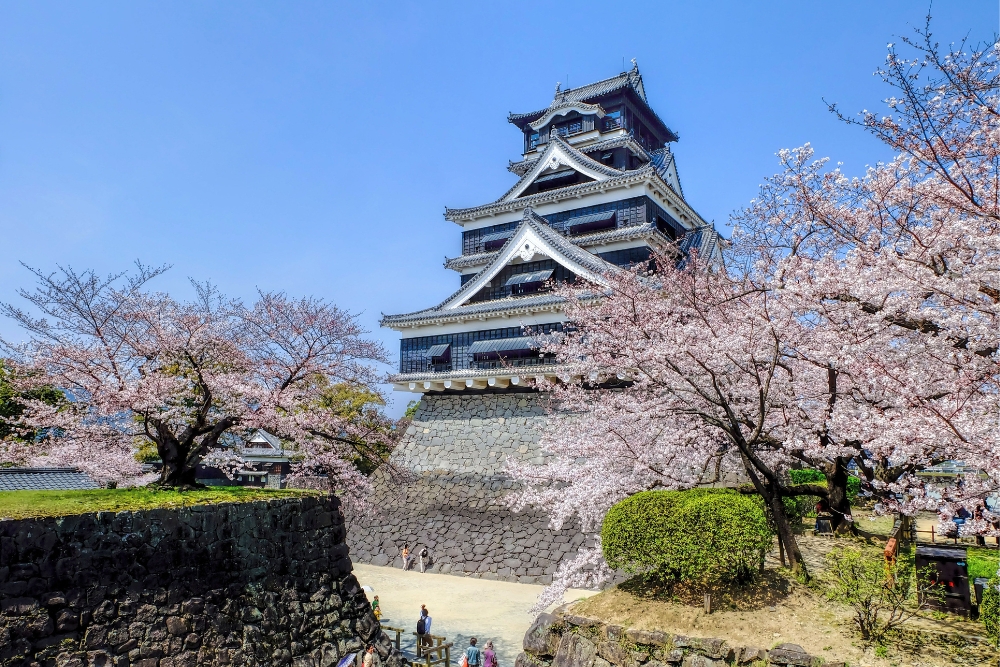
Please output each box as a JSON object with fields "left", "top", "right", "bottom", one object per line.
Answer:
{"left": 0, "top": 487, "right": 316, "bottom": 519}
{"left": 967, "top": 547, "right": 999, "bottom": 580}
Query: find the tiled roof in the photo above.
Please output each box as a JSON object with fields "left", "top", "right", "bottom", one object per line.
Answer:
{"left": 444, "top": 223, "right": 671, "bottom": 271}
{"left": 508, "top": 135, "right": 651, "bottom": 176}
{"left": 508, "top": 67, "right": 647, "bottom": 125}
{"left": 446, "top": 162, "right": 659, "bottom": 221}
{"left": 0, "top": 467, "right": 99, "bottom": 491}
{"left": 508, "top": 64, "right": 676, "bottom": 142}
{"left": 247, "top": 429, "right": 282, "bottom": 449}
{"left": 383, "top": 209, "right": 621, "bottom": 328}
{"left": 497, "top": 134, "right": 626, "bottom": 203}
{"left": 648, "top": 147, "right": 682, "bottom": 196}
{"left": 383, "top": 291, "right": 568, "bottom": 327}
{"left": 679, "top": 225, "right": 726, "bottom": 263}
{"left": 528, "top": 100, "right": 607, "bottom": 131}
{"left": 390, "top": 364, "right": 563, "bottom": 384}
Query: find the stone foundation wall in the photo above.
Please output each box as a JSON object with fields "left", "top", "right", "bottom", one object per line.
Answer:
{"left": 0, "top": 495, "right": 403, "bottom": 667}
{"left": 517, "top": 608, "right": 847, "bottom": 667}
{"left": 347, "top": 393, "right": 593, "bottom": 584}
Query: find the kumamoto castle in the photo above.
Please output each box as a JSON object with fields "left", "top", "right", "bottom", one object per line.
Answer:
{"left": 347, "top": 64, "right": 723, "bottom": 582}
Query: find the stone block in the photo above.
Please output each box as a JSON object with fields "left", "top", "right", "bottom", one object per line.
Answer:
{"left": 690, "top": 638, "right": 728, "bottom": 660}
{"left": 734, "top": 647, "right": 765, "bottom": 664}
{"left": 767, "top": 644, "right": 817, "bottom": 667}
{"left": 680, "top": 657, "right": 725, "bottom": 667}
{"left": 522, "top": 612, "right": 561, "bottom": 657}
{"left": 552, "top": 633, "right": 598, "bottom": 667}
{"left": 624, "top": 630, "right": 667, "bottom": 647}
{"left": 596, "top": 641, "right": 629, "bottom": 665}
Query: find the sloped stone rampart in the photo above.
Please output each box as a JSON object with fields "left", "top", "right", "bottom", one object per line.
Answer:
{"left": 0, "top": 495, "right": 403, "bottom": 667}
{"left": 347, "top": 393, "right": 593, "bottom": 584}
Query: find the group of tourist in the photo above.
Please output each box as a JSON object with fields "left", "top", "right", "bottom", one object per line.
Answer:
{"left": 400, "top": 543, "right": 430, "bottom": 572}
{"left": 417, "top": 604, "right": 497, "bottom": 667}
{"left": 363, "top": 598, "right": 498, "bottom": 667}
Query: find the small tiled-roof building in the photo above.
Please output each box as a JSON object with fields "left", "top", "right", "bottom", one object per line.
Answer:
{"left": 0, "top": 467, "right": 99, "bottom": 491}
{"left": 196, "top": 430, "right": 291, "bottom": 489}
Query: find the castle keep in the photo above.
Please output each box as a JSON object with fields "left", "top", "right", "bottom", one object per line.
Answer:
{"left": 347, "top": 65, "right": 717, "bottom": 582}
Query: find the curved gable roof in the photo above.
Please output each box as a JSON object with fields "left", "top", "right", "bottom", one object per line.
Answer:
{"left": 528, "top": 101, "right": 606, "bottom": 131}
{"left": 508, "top": 64, "right": 675, "bottom": 142}
{"left": 508, "top": 65, "right": 647, "bottom": 126}
{"left": 507, "top": 134, "right": 651, "bottom": 176}
{"left": 441, "top": 207, "right": 618, "bottom": 309}
{"left": 381, "top": 209, "right": 621, "bottom": 328}
{"left": 499, "top": 134, "right": 624, "bottom": 202}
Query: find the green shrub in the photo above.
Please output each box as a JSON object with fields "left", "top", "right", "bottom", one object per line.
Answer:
{"left": 982, "top": 575, "right": 1000, "bottom": 648}
{"left": 601, "top": 488, "right": 773, "bottom": 585}
{"left": 823, "top": 543, "right": 939, "bottom": 646}
{"left": 783, "top": 469, "right": 861, "bottom": 523}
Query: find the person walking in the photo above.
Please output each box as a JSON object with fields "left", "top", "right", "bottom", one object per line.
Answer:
{"left": 464, "top": 638, "right": 482, "bottom": 667}
{"left": 419, "top": 546, "right": 429, "bottom": 573}
{"left": 417, "top": 607, "right": 433, "bottom": 648}
{"left": 483, "top": 641, "right": 497, "bottom": 667}
{"left": 400, "top": 544, "right": 411, "bottom": 571}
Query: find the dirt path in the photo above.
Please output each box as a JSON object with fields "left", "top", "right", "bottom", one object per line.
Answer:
{"left": 353, "top": 563, "right": 596, "bottom": 667}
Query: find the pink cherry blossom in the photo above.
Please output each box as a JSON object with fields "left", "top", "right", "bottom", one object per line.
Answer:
{"left": 511, "top": 25, "right": 1000, "bottom": 605}
{"left": 1, "top": 263, "right": 393, "bottom": 498}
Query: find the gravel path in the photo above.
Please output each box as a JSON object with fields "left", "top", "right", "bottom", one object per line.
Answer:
{"left": 354, "top": 563, "right": 596, "bottom": 667}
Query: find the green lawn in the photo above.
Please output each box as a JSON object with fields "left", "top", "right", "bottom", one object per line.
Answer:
{"left": 967, "top": 546, "right": 1000, "bottom": 580}
{"left": 0, "top": 487, "right": 316, "bottom": 519}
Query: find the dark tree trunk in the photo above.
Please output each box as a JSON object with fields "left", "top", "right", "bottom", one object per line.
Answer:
{"left": 147, "top": 416, "right": 236, "bottom": 489}
{"left": 157, "top": 459, "right": 200, "bottom": 488}
{"left": 740, "top": 453, "right": 808, "bottom": 580}
{"left": 767, "top": 490, "right": 807, "bottom": 578}
{"left": 153, "top": 436, "right": 202, "bottom": 489}
{"left": 823, "top": 456, "right": 854, "bottom": 534}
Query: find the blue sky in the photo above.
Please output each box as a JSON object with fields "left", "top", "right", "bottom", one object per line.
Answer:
{"left": 0, "top": 1, "right": 996, "bottom": 415}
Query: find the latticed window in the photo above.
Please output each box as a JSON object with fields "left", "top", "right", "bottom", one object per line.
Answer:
{"left": 398, "top": 323, "right": 565, "bottom": 373}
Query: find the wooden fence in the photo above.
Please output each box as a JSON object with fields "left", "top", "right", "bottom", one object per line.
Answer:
{"left": 380, "top": 626, "right": 453, "bottom": 667}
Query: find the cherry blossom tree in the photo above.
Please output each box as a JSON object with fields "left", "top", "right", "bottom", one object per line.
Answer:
{"left": 509, "top": 257, "right": 838, "bottom": 584}
{"left": 510, "top": 22, "right": 1000, "bottom": 606}
{"left": 734, "top": 20, "right": 1000, "bottom": 524}
{"left": 0, "top": 263, "right": 394, "bottom": 493}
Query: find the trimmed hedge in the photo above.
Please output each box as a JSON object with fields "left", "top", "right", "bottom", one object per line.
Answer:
{"left": 601, "top": 488, "right": 773, "bottom": 585}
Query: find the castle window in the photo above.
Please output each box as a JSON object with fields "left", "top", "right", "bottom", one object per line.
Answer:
{"left": 425, "top": 344, "right": 451, "bottom": 364}
{"left": 481, "top": 230, "right": 512, "bottom": 251}
{"left": 569, "top": 211, "right": 617, "bottom": 235}
{"left": 469, "top": 337, "right": 539, "bottom": 362}
{"left": 603, "top": 110, "right": 622, "bottom": 130}
{"left": 505, "top": 269, "right": 553, "bottom": 295}
{"left": 601, "top": 152, "right": 615, "bottom": 166}
{"left": 528, "top": 132, "right": 540, "bottom": 149}
{"left": 533, "top": 168, "right": 579, "bottom": 192}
